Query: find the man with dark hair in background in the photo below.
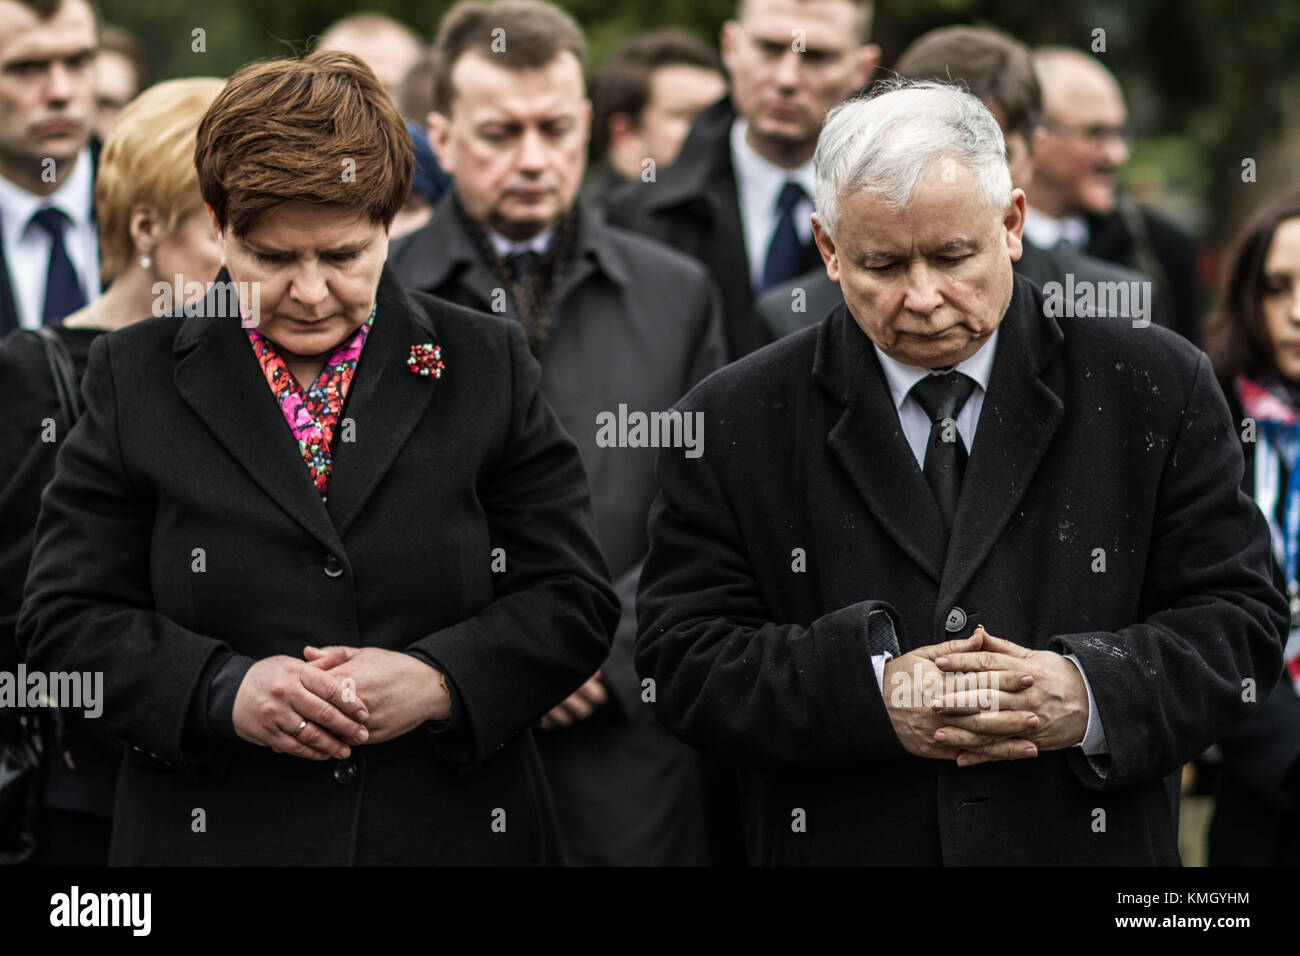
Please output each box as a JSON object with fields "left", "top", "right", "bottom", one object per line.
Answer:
{"left": 606, "top": 0, "right": 877, "bottom": 360}
{"left": 1029, "top": 46, "right": 1201, "bottom": 345}
{"left": 0, "top": 0, "right": 100, "bottom": 337}
{"left": 93, "top": 23, "right": 145, "bottom": 142}
{"left": 389, "top": 0, "right": 728, "bottom": 866}
{"left": 756, "top": 25, "right": 1155, "bottom": 343}
{"left": 584, "top": 29, "right": 726, "bottom": 208}
{"left": 0, "top": 0, "right": 103, "bottom": 866}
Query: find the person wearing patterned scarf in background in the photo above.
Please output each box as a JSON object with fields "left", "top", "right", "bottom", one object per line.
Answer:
{"left": 389, "top": 0, "right": 732, "bottom": 866}
{"left": 1208, "top": 189, "right": 1300, "bottom": 865}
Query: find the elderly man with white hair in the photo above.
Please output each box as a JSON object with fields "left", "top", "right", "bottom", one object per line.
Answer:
{"left": 634, "top": 81, "right": 1285, "bottom": 865}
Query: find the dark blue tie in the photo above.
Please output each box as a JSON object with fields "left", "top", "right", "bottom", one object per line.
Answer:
{"left": 30, "top": 206, "right": 86, "bottom": 325}
{"left": 760, "top": 180, "right": 808, "bottom": 291}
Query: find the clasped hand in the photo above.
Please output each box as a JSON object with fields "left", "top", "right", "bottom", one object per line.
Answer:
{"left": 231, "top": 645, "right": 451, "bottom": 760}
{"left": 882, "top": 626, "right": 1089, "bottom": 767}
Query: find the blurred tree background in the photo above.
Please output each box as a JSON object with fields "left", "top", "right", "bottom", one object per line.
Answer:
{"left": 100, "top": 0, "right": 1300, "bottom": 274}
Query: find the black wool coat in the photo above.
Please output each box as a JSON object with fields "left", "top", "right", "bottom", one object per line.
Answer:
{"left": 0, "top": 325, "right": 119, "bottom": 823}
{"left": 636, "top": 274, "right": 1286, "bottom": 865}
{"left": 390, "top": 197, "right": 730, "bottom": 865}
{"left": 17, "top": 265, "right": 618, "bottom": 865}
{"left": 1086, "top": 200, "right": 1202, "bottom": 347}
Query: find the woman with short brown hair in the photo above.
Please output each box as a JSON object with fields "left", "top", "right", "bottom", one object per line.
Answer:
{"left": 17, "top": 51, "right": 616, "bottom": 865}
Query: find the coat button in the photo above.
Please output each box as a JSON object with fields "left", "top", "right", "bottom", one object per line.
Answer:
{"left": 323, "top": 554, "right": 344, "bottom": 578}
{"left": 945, "top": 607, "right": 968, "bottom": 632}
{"left": 332, "top": 760, "right": 358, "bottom": 784}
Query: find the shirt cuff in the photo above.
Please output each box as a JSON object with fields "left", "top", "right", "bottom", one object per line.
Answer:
{"left": 872, "top": 653, "right": 892, "bottom": 694}
{"left": 1063, "top": 652, "right": 1108, "bottom": 756}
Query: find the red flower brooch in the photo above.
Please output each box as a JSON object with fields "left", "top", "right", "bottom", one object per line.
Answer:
{"left": 407, "top": 343, "right": 445, "bottom": 378}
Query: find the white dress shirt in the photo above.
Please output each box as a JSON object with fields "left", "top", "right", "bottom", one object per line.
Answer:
{"left": 729, "top": 119, "right": 816, "bottom": 289}
{"left": 1023, "top": 205, "right": 1089, "bottom": 251}
{"left": 866, "top": 328, "right": 1108, "bottom": 757}
{"left": 487, "top": 225, "right": 553, "bottom": 258}
{"left": 0, "top": 146, "right": 99, "bottom": 329}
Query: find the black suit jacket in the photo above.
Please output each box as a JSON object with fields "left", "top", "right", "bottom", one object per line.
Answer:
{"left": 636, "top": 274, "right": 1286, "bottom": 865}
{"left": 1087, "top": 198, "right": 1202, "bottom": 346}
{"left": 16, "top": 265, "right": 618, "bottom": 865}
{"left": 754, "top": 238, "right": 1156, "bottom": 344}
{"left": 0, "top": 138, "right": 102, "bottom": 337}
{"left": 605, "top": 98, "right": 821, "bottom": 361}
{"left": 389, "top": 198, "right": 729, "bottom": 865}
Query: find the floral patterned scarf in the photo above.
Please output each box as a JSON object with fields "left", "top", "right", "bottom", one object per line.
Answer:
{"left": 1237, "top": 371, "right": 1300, "bottom": 690}
{"left": 246, "top": 306, "right": 375, "bottom": 499}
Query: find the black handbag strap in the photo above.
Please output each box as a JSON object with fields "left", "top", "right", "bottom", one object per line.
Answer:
{"left": 27, "top": 325, "right": 83, "bottom": 424}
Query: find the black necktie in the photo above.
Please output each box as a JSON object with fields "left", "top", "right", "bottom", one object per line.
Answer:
{"left": 504, "top": 249, "right": 541, "bottom": 280}
{"left": 909, "top": 371, "right": 978, "bottom": 532}
{"left": 30, "top": 207, "right": 86, "bottom": 325}
{"left": 760, "top": 180, "right": 808, "bottom": 291}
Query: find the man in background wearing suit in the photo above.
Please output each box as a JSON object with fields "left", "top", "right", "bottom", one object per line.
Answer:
{"left": 389, "top": 0, "right": 727, "bottom": 865}
{"left": 0, "top": 0, "right": 99, "bottom": 336}
{"left": 1029, "top": 46, "right": 1202, "bottom": 345}
{"left": 756, "top": 25, "right": 1154, "bottom": 343}
{"left": 636, "top": 81, "right": 1285, "bottom": 865}
{"left": 606, "top": 0, "right": 877, "bottom": 360}
{"left": 584, "top": 29, "right": 727, "bottom": 211}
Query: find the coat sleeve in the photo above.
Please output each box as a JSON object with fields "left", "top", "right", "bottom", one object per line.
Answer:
{"left": 0, "top": 333, "right": 54, "bottom": 673}
{"left": 406, "top": 320, "right": 618, "bottom": 766}
{"left": 16, "top": 334, "right": 234, "bottom": 772}
{"left": 635, "top": 407, "right": 911, "bottom": 768}
{"left": 1050, "top": 352, "right": 1287, "bottom": 790}
{"left": 684, "top": 276, "right": 728, "bottom": 395}
{"left": 602, "top": 265, "right": 730, "bottom": 720}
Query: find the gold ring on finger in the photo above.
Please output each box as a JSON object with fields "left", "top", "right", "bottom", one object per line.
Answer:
{"left": 293, "top": 719, "right": 308, "bottom": 737}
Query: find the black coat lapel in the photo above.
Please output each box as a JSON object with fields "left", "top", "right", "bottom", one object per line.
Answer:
{"left": 938, "top": 277, "right": 1065, "bottom": 610}
{"left": 389, "top": 195, "right": 500, "bottom": 310}
{"left": 817, "top": 305, "right": 948, "bottom": 584}
{"left": 0, "top": 239, "right": 17, "bottom": 337}
{"left": 323, "top": 266, "right": 439, "bottom": 537}
{"left": 172, "top": 269, "right": 342, "bottom": 554}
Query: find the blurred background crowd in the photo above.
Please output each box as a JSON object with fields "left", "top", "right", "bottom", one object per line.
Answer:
{"left": 3, "top": 0, "right": 1300, "bottom": 867}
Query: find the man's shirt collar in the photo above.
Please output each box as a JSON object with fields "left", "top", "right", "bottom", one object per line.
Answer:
{"left": 486, "top": 225, "right": 553, "bottom": 258}
{"left": 1024, "top": 206, "right": 1089, "bottom": 250}
{"left": 730, "top": 118, "right": 816, "bottom": 210}
{"left": 0, "top": 146, "right": 94, "bottom": 251}
{"left": 874, "top": 325, "right": 1001, "bottom": 411}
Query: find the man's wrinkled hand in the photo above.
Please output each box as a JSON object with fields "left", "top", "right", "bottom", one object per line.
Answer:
{"left": 883, "top": 630, "right": 1040, "bottom": 763}
{"left": 931, "top": 626, "right": 1089, "bottom": 765}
